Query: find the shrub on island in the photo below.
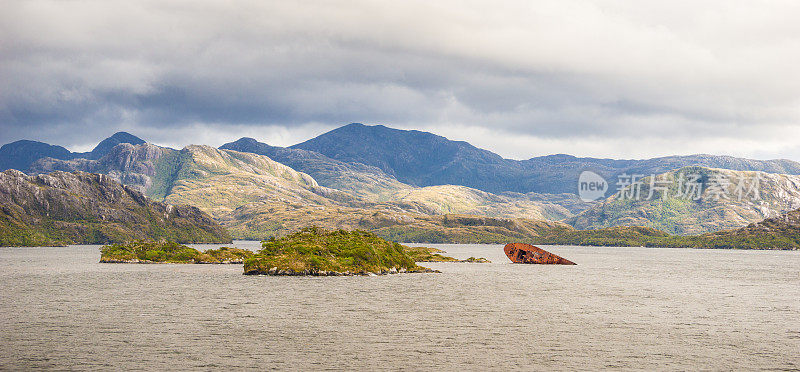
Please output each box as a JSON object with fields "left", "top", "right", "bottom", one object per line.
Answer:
{"left": 100, "top": 241, "right": 253, "bottom": 264}
{"left": 243, "top": 227, "right": 438, "bottom": 276}
{"left": 402, "top": 246, "right": 490, "bottom": 263}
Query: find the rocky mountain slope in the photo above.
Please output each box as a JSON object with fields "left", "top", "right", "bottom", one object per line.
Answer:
{"left": 0, "top": 132, "right": 145, "bottom": 171}
{"left": 698, "top": 207, "right": 800, "bottom": 249}
{"left": 29, "top": 142, "right": 173, "bottom": 196}
{"left": 0, "top": 170, "right": 230, "bottom": 246}
{"left": 220, "top": 137, "right": 408, "bottom": 200}
{"left": 157, "top": 146, "right": 578, "bottom": 235}
{"left": 160, "top": 145, "right": 348, "bottom": 218}
{"left": 379, "top": 185, "right": 577, "bottom": 220}
{"left": 569, "top": 166, "right": 800, "bottom": 234}
{"left": 34, "top": 142, "right": 552, "bottom": 219}
{"left": 221, "top": 137, "right": 589, "bottom": 220}
{"left": 26, "top": 144, "right": 360, "bottom": 240}
{"left": 30, "top": 143, "right": 347, "bottom": 213}
{"left": 221, "top": 201, "right": 575, "bottom": 243}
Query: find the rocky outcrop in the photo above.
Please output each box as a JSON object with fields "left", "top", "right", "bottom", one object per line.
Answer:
{"left": 0, "top": 170, "right": 231, "bottom": 246}
{"left": 29, "top": 142, "right": 172, "bottom": 194}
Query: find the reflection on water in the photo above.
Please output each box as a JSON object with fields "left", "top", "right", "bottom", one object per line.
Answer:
{"left": 1, "top": 243, "right": 798, "bottom": 370}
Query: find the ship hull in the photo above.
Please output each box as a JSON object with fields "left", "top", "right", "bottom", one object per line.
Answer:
{"left": 503, "top": 243, "right": 576, "bottom": 265}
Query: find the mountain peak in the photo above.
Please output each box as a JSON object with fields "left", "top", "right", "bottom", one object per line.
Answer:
{"left": 290, "top": 123, "right": 504, "bottom": 186}
{"left": 88, "top": 132, "right": 145, "bottom": 159}
{"left": 231, "top": 137, "right": 260, "bottom": 145}
{"left": 100, "top": 131, "right": 145, "bottom": 145}
{"left": 220, "top": 137, "right": 281, "bottom": 154}
{"left": 328, "top": 123, "right": 402, "bottom": 135}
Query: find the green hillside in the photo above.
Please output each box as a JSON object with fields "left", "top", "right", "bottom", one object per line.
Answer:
{"left": 0, "top": 170, "right": 231, "bottom": 246}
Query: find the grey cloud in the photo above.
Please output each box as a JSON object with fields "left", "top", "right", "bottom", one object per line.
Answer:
{"left": 2, "top": 0, "right": 800, "bottom": 159}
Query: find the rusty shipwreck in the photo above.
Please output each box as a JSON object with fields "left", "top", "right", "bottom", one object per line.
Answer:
{"left": 503, "top": 243, "right": 576, "bottom": 265}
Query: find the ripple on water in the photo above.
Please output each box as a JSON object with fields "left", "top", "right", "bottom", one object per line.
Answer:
{"left": 0, "top": 243, "right": 798, "bottom": 370}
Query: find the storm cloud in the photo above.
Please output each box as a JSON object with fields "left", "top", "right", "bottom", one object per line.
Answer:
{"left": 2, "top": 0, "right": 800, "bottom": 159}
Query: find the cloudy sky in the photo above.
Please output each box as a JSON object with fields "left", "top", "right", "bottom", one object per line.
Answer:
{"left": 2, "top": 0, "right": 800, "bottom": 160}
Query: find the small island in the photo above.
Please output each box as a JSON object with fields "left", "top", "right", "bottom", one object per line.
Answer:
{"left": 402, "top": 246, "right": 491, "bottom": 263}
{"left": 243, "top": 227, "right": 439, "bottom": 276}
{"left": 100, "top": 241, "right": 254, "bottom": 264}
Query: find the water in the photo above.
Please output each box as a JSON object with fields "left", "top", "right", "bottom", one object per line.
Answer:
{"left": 1, "top": 243, "right": 798, "bottom": 371}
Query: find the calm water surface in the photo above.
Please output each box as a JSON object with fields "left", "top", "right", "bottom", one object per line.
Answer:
{"left": 1, "top": 243, "right": 798, "bottom": 370}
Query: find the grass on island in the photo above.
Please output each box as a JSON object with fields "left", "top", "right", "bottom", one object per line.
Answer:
{"left": 402, "top": 246, "right": 490, "bottom": 263}
{"left": 460, "top": 257, "right": 491, "bottom": 263}
{"left": 243, "top": 227, "right": 434, "bottom": 275}
{"left": 401, "top": 246, "right": 457, "bottom": 262}
{"left": 100, "top": 240, "right": 253, "bottom": 263}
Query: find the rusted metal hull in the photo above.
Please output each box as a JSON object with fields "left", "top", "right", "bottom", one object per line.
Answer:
{"left": 503, "top": 243, "right": 576, "bottom": 265}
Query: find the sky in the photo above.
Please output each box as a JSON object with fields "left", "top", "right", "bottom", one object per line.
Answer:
{"left": 2, "top": 0, "right": 800, "bottom": 160}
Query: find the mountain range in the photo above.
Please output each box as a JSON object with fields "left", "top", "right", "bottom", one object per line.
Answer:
{"left": 4, "top": 123, "right": 800, "bottom": 243}
{"left": 29, "top": 142, "right": 580, "bottom": 236}
{"left": 289, "top": 123, "right": 800, "bottom": 195}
